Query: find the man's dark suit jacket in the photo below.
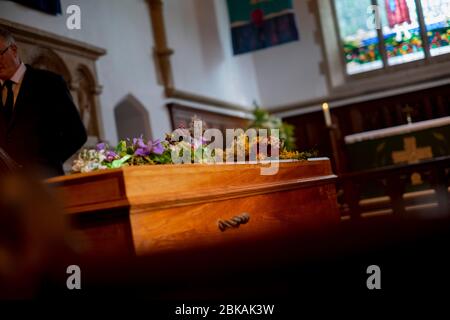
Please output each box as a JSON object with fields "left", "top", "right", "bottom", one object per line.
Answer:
{"left": 0, "top": 65, "right": 87, "bottom": 178}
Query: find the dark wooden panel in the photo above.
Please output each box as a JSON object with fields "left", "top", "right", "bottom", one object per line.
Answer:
{"left": 167, "top": 103, "right": 249, "bottom": 134}
{"left": 69, "top": 208, "right": 135, "bottom": 258}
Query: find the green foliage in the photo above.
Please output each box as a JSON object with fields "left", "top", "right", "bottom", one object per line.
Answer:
{"left": 247, "top": 105, "right": 297, "bottom": 151}
{"left": 107, "top": 154, "right": 132, "bottom": 169}
{"left": 280, "top": 149, "right": 318, "bottom": 160}
{"left": 151, "top": 148, "right": 173, "bottom": 164}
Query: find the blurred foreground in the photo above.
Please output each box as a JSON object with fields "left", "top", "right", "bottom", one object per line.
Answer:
{"left": 0, "top": 172, "right": 449, "bottom": 308}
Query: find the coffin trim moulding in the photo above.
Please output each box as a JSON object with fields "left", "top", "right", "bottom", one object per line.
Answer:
{"left": 129, "top": 174, "right": 337, "bottom": 214}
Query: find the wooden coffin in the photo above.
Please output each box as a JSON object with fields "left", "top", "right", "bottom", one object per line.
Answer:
{"left": 46, "top": 159, "right": 339, "bottom": 257}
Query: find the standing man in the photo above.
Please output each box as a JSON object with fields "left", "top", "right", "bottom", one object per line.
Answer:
{"left": 0, "top": 27, "right": 87, "bottom": 178}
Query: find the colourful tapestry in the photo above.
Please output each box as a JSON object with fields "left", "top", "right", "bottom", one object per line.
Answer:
{"left": 226, "top": 0, "right": 299, "bottom": 55}
{"left": 9, "top": 0, "right": 62, "bottom": 15}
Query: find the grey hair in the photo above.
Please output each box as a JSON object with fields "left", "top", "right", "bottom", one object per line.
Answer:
{"left": 0, "top": 27, "right": 16, "bottom": 46}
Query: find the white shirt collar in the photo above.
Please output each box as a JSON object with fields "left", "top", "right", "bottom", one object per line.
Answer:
{"left": 1, "top": 62, "right": 27, "bottom": 86}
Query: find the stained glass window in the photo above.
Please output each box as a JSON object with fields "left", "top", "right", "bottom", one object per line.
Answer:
{"left": 335, "top": 0, "right": 383, "bottom": 74}
{"left": 421, "top": 0, "right": 450, "bottom": 56}
{"left": 379, "top": 0, "right": 425, "bottom": 65}
{"left": 333, "top": 0, "right": 450, "bottom": 75}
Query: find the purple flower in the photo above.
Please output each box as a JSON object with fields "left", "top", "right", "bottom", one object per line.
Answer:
{"left": 96, "top": 142, "right": 106, "bottom": 151}
{"left": 134, "top": 148, "right": 150, "bottom": 156}
{"left": 133, "top": 137, "right": 147, "bottom": 149}
{"left": 105, "top": 150, "right": 118, "bottom": 162}
{"left": 132, "top": 137, "right": 165, "bottom": 156}
{"left": 139, "top": 141, "right": 148, "bottom": 149}
{"left": 149, "top": 139, "right": 164, "bottom": 155}
{"left": 133, "top": 135, "right": 147, "bottom": 149}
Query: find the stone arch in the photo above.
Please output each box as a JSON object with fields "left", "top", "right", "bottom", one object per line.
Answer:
{"left": 29, "top": 47, "right": 72, "bottom": 84}
{"left": 114, "top": 94, "right": 152, "bottom": 141}
{"left": 75, "top": 65, "right": 100, "bottom": 137}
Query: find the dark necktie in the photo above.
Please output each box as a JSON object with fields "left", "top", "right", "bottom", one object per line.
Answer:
{"left": 2, "top": 80, "right": 14, "bottom": 123}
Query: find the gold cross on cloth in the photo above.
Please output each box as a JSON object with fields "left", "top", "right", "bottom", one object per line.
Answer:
{"left": 392, "top": 136, "right": 433, "bottom": 164}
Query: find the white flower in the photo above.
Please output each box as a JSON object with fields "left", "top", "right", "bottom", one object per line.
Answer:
{"left": 71, "top": 148, "right": 108, "bottom": 173}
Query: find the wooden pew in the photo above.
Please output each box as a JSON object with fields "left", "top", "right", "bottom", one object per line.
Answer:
{"left": 337, "top": 156, "right": 450, "bottom": 219}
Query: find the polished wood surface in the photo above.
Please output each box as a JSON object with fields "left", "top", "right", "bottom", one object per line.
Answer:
{"left": 131, "top": 184, "right": 338, "bottom": 255}
{"left": 47, "top": 159, "right": 339, "bottom": 256}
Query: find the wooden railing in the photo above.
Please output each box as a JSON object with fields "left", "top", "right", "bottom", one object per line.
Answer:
{"left": 337, "top": 156, "right": 450, "bottom": 219}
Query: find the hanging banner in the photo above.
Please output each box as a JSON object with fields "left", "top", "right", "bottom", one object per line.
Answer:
{"left": 226, "top": 0, "right": 299, "bottom": 55}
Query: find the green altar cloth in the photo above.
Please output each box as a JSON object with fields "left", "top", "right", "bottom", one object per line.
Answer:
{"left": 345, "top": 117, "right": 450, "bottom": 172}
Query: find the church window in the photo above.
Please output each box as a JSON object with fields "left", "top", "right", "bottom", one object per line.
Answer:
{"left": 334, "top": 0, "right": 384, "bottom": 74}
{"left": 421, "top": 0, "right": 450, "bottom": 56}
{"left": 333, "top": 0, "right": 450, "bottom": 75}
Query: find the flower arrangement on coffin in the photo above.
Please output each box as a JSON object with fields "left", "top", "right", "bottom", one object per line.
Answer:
{"left": 221, "top": 133, "right": 315, "bottom": 162}
{"left": 247, "top": 104, "right": 296, "bottom": 151}
{"left": 72, "top": 137, "right": 168, "bottom": 173}
{"left": 72, "top": 132, "right": 217, "bottom": 173}
{"left": 71, "top": 119, "right": 317, "bottom": 174}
